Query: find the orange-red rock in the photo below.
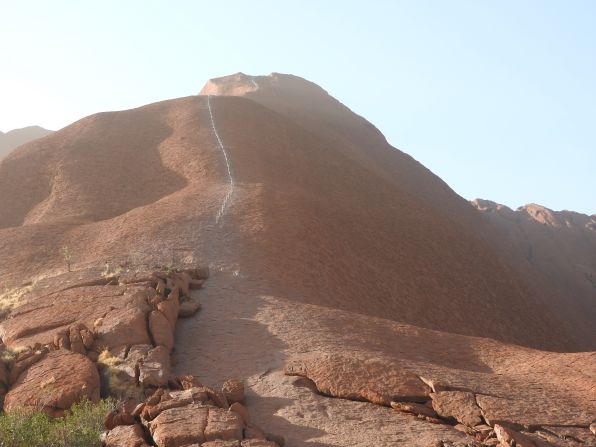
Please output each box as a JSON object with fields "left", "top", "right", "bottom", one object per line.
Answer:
{"left": 149, "top": 310, "right": 175, "bottom": 352}
{"left": 285, "top": 354, "right": 430, "bottom": 405}
{"left": 430, "top": 391, "right": 483, "bottom": 427}
{"left": 4, "top": 349, "right": 99, "bottom": 416}
{"left": 105, "top": 424, "right": 150, "bottom": 447}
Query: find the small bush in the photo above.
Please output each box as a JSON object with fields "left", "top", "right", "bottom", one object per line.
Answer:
{"left": 0, "top": 398, "right": 115, "bottom": 447}
{"left": 97, "top": 350, "right": 144, "bottom": 401}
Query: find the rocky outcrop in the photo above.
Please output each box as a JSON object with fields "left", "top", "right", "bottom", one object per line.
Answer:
{"left": 0, "top": 264, "right": 284, "bottom": 446}
{"left": 0, "top": 265, "right": 206, "bottom": 407}
{"left": 285, "top": 350, "right": 596, "bottom": 447}
{"left": 3, "top": 349, "right": 100, "bottom": 416}
{"left": 0, "top": 268, "right": 203, "bottom": 415}
{"left": 103, "top": 377, "right": 279, "bottom": 447}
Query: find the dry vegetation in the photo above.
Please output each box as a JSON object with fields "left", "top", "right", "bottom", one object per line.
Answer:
{"left": 0, "top": 398, "right": 115, "bottom": 447}
{"left": 0, "top": 283, "right": 34, "bottom": 321}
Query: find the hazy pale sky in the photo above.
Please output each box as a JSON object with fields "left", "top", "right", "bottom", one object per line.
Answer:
{"left": 1, "top": 0, "right": 594, "bottom": 213}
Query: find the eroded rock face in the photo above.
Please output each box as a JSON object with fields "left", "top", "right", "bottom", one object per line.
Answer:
{"left": 0, "top": 266, "right": 207, "bottom": 407}
{"left": 282, "top": 342, "right": 595, "bottom": 446}
{"left": 4, "top": 349, "right": 100, "bottom": 416}
{"left": 285, "top": 354, "right": 431, "bottom": 405}
{"left": 0, "top": 263, "right": 286, "bottom": 446}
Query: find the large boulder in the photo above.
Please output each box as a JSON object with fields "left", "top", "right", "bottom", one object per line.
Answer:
{"left": 148, "top": 404, "right": 209, "bottom": 446}
{"left": 147, "top": 403, "right": 243, "bottom": 447}
{"left": 139, "top": 346, "right": 171, "bottom": 388}
{"left": 4, "top": 349, "right": 100, "bottom": 416}
{"left": 105, "top": 424, "right": 150, "bottom": 447}
{"left": 149, "top": 310, "right": 175, "bottom": 352}
{"left": 95, "top": 306, "right": 152, "bottom": 352}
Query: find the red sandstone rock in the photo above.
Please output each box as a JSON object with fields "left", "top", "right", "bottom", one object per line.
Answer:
{"left": 139, "top": 345, "right": 171, "bottom": 388}
{"left": 114, "top": 344, "right": 152, "bottom": 385}
{"left": 148, "top": 403, "right": 242, "bottom": 447}
{"left": 68, "top": 325, "right": 86, "bottom": 354}
{"left": 285, "top": 354, "right": 430, "bottom": 405}
{"left": 104, "top": 409, "right": 136, "bottom": 430}
{"left": 430, "top": 391, "right": 483, "bottom": 427}
{"left": 179, "top": 297, "right": 201, "bottom": 318}
{"left": 105, "top": 424, "right": 150, "bottom": 447}
{"left": 391, "top": 401, "right": 439, "bottom": 419}
{"left": 148, "top": 403, "right": 209, "bottom": 446}
{"left": 229, "top": 402, "right": 250, "bottom": 425}
{"left": 149, "top": 310, "right": 175, "bottom": 352}
{"left": 96, "top": 306, "right": 152, "bottom": 352}
{"left": 9, "top": 349, "right": 47, "bottom": 383}
{"left": 158, "top": 294, "right": 179, "bottom": 332}
{"left": 204, "top": 406, "right": 243, "bottom": 441}
{"left": 475, "top": 393, "right": 594, "bottom": 427}
{"left": 205, "top": 386, "right": 229, "bottom": 409}
{"left": 222, "top": 379, "right": 244, "bottom": 404}
{"left": 4, "top": 349, "right": 99, "bottom": 416}
{"left": 178, "top": 272, "right": 192, "bottom": 297}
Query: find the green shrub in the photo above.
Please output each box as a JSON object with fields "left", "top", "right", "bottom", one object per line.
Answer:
{"left": 0, "top": 398, "right": 115, "bottom": 447}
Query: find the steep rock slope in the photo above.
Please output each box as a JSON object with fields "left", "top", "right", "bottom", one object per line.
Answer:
{"left": 0, "top": 75, "right": 593, "bottom": 350}
{"left": 472, "top": 199, "right": 596, "bottom": 327}
{"left": 0, "top": 125, "right": 53, "bottom": 159}
{"left": 0, "top": 72, "right": 594, "bottom": 446}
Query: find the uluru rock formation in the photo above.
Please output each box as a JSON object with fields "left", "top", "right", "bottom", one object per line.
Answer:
{"left": 0, "top": 125, "right": 53, "bottom": 159}
{"left": 0, "top": 72, "right": 594, "bottom": 446}
{"left": 472, "top": 199, "right": 596, "bottom": 328}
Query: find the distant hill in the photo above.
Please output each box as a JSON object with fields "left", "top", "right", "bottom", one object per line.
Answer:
{"left": 0, "top": 126, "right": 53, "bottom": 159}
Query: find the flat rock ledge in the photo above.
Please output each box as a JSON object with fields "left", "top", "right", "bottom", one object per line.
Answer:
{"left": 285, "top": 353, "right": 596, "bottom": 447}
